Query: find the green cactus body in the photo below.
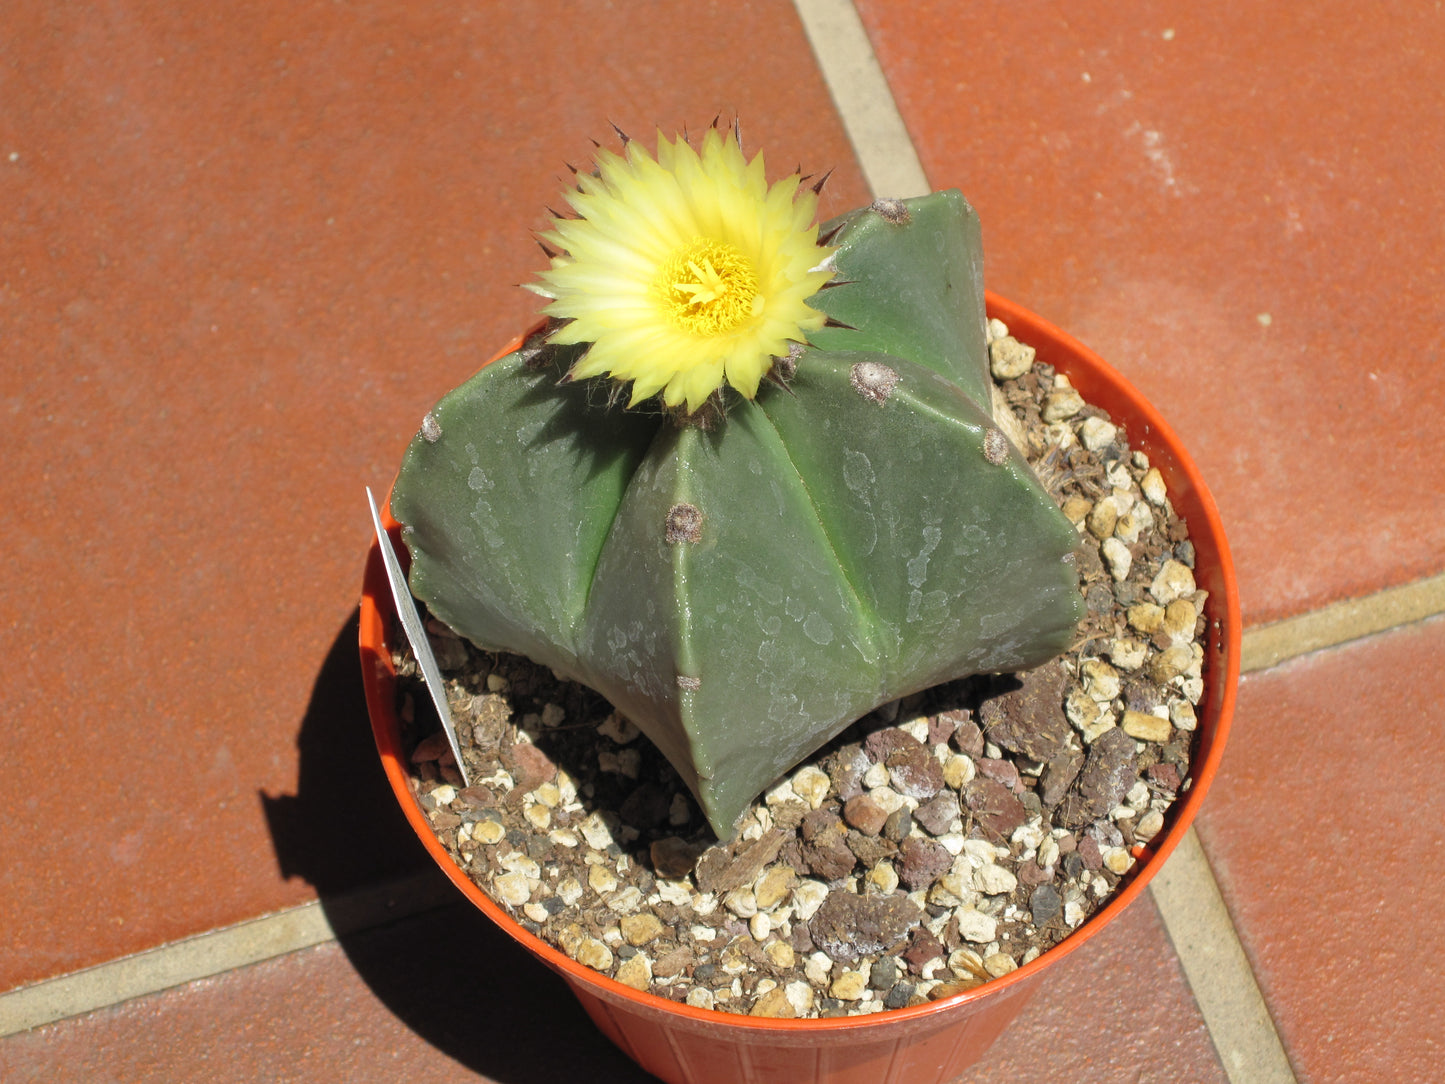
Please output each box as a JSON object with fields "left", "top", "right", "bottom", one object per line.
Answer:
{"left": 391, "top": 190, "right": 1082, "bottom": 837}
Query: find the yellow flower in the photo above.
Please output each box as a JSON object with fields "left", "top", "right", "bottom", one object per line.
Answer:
{"left": 530, "top": 127, "right": 836, "bottom": 413}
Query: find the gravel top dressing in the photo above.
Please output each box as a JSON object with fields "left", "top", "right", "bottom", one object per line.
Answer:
{"left": 393, "top": 318, "right": 1208, "bottom": 1019}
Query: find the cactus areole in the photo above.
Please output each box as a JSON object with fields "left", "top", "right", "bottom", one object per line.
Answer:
{"left": 390, "top": 129, "right": 1084, "bottom": 838}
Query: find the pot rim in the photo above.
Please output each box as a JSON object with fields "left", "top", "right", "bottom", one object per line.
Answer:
{"left": 358, "top": 292, "right": 1240, "bottom": 1033}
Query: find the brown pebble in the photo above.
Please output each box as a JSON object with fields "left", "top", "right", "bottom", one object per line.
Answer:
{"left": 809, "top": 891, "right": 923, "bottom": 962}
{"left": 962, "top": 776, "right": 1029, "bottom": 843}
{"left": 898, "top": 836, "right": 951, "bottom": 891}
{"left": 501, "top": 740, "right": 556, "bottom": 792}
{"left": 976, "top": 757, "right": 1023, "bottom": 794}
{"left": 912, "top": 792, "right": 961, "bottom": 836}
{"left": 902, "top": 927, "right": 946, "bottom": 974}
{"left": 950, "top": 718, "right": 986, "bottom": 759}
{"left": 826, "top": 743, "right": 871, "bottom": 801}
{"left": 886, "top": 743, "right": 944, "bottom": 799}
{"left": 864, "top": 729, "right": 918, "bottom": 763}
{"left": 882, "top": 807, "right": 913, "bottom": 842}
{"left": 843, "top": 794, "right": 889, "bottom": 836}
{"left": 928, "top": 713, "right": 960, "bottom": 745}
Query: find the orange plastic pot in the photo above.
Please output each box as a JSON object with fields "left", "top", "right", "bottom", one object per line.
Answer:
{"left": 358, "top": 293, "right": 1240, "bottom": 1084}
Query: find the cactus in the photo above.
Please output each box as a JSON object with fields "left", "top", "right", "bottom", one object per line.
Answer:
{"left": 390, "top": 181, "right": 1082, "bottom": 838}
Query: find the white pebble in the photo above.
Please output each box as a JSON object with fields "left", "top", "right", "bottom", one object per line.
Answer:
{"left": 492, "top": 871, "right": 532, "bottom": 907}
{"left": 479, "top": 768, "right": 514, "bottom": 791}
{"left": 724, "top": 889, "right": 759, "bottom": 918}
{"left": 1080, "top": 416, "right": 1118, "bottom": 451}
{"left": 1103, "top": 847, "right": 1135, "bottom": 875}
{"left": 498, "top": 851, "right": 540, "bottom": 880}
{"left": 891, "top": 718, "right": 928, "bottom": 746}
{"left": 764, "top": 778, "right": 798, "bottom": 805}
{"left": 805, "top": 952, "right": 834, "bottom": 986}
{"left": 1136, "top": 810, "right": 1165, "bottom": 842}
{"left": 830, "top": 970, "right": 868, "bottom": 1000}
{"left": 580, "top": 813, "right": 615, "bottom": 850}
{"left": 574, "top": 938, "right": 613, "bottom": 971}
{"left": 792, "top": 766, "right": 831, "bottom": 809}
{"left": 1109, "top": 638, "right": 1148, "bottom": 672}
{"left": 938, "top": 832, "right": 969, "bottom": 857}
{"left": 863, "top": 761, "right": 890, "bottom": 789}
{"left": 1141, "top": 467, "right": 1169, "bottom": 505}
{"left": 473, "top": 818, "right": 506, "bottom": 845}
{"left": 606, "top": 886, "right": 643, "bottom": 913}
{"left": 956, "top": 908, "right": 998, "bottom": 943}
{"left": 974, "top": 864, "right": 1018, "bottom": 895}
{"left": 785, "top": 981, "right": 815, "bottom": 1016}
{"left": 790, "top": 879, "right": 829, "bottom": 921}
{"left": 1011, "top": 822, "right": 1045, "bottom": 850}
{"left": 1101, "top": 537, "right": 1133, "bottom": 581}
{"left": 1038, "top": 836, "right": 1060, "bottom": 869}
{"left": 1081, "top": 658, "right": 1122, "bottom": 702}
{"left": 1150, "top": 559, "right": 1197, "bottom": 605}
{"left": 868, "top": 861, "right": 900, "bottom": 895}
{"left": 1170, "top": 699, "right": 1199, "bottom": 731}
{"left": 943, "top": 753, "right": 975, "bottom": 788}
{"left": 749, "top": 913, "right": 772, "bottom": 940}
{"left": 984, "top": 953, "right": 1018, "bottom": 978}
{"left": 686, "top": 988, "right": 715, "bottom": 1010}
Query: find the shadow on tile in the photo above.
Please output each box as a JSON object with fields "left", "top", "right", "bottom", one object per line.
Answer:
{"left": 261, "top": 609, "right": 650, "bottom": 1081}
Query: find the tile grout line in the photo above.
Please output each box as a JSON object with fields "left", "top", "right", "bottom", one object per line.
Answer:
{"left": 0, "top": 872, "right": 457, "bottom": 1037}
{"left": 1150, "top": 830, "right": 1298, "bottom": 1083}
{"left": 1240, "top": 571, "right": 1445, "bottom": 673}
{"left": 791, "top": 0, "right": 931, "bottom": 199}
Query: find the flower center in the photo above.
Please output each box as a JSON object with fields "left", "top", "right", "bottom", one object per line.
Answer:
{"left": 656, "top": 238, "right": 762, "bottom": 336}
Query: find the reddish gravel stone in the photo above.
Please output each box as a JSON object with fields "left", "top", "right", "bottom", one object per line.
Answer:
{"left": 962, "top": 776, "right": 1029, "bottom": 843}
{"left": 949, "top": 717, "right": 986, "bottom": 758}
{"left": 912, "top": 792, "right": 961, "bottom": 836}
{"left": 886, "top": 742, "right": 944, "bottom": 799}
{"left": 864, "top": 729, "right": 918, "bottom": 763}
{"left": 500, "top": 739, "right": 557, "bottom": 791}
{"left": 809, "top": 891, "right": 923, "bottom": 963}
{"left": 977, "top": 757, "right": 1023, "bottom": 793}
{"left": 898, "top": 836, "right": 951, "bottom": 890}
{"left": 843, "top": 794, "right": 889, "bottom": 836}
{"left": 902, "top": 927, "right": 946, "bottom": 973}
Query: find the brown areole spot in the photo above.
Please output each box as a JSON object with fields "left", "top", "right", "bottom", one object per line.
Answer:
{"left": 666, "top": 502, "right": 704, "bottom": 543}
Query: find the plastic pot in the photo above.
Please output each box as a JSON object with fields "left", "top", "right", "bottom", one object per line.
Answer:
{"left": 358, "top": 293, "right": 1240, "bottom": 1084}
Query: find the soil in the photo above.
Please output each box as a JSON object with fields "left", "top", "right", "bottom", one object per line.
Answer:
{"left": 390, "top": 319, "right": 1210, "bottom": 1019}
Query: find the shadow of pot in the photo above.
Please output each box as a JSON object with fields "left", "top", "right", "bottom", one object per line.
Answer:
{"left": 358, "top": 295, "right": 1241, "bottom": 1084}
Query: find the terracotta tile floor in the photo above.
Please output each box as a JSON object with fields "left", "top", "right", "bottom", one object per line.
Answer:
{"left": 3, "top": 1, "right": 1442, "bottom": 1080}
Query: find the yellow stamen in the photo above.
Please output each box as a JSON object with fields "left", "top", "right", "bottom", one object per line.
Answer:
{"left": 657, "top": 239, "right": 760, "bottom": 336}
